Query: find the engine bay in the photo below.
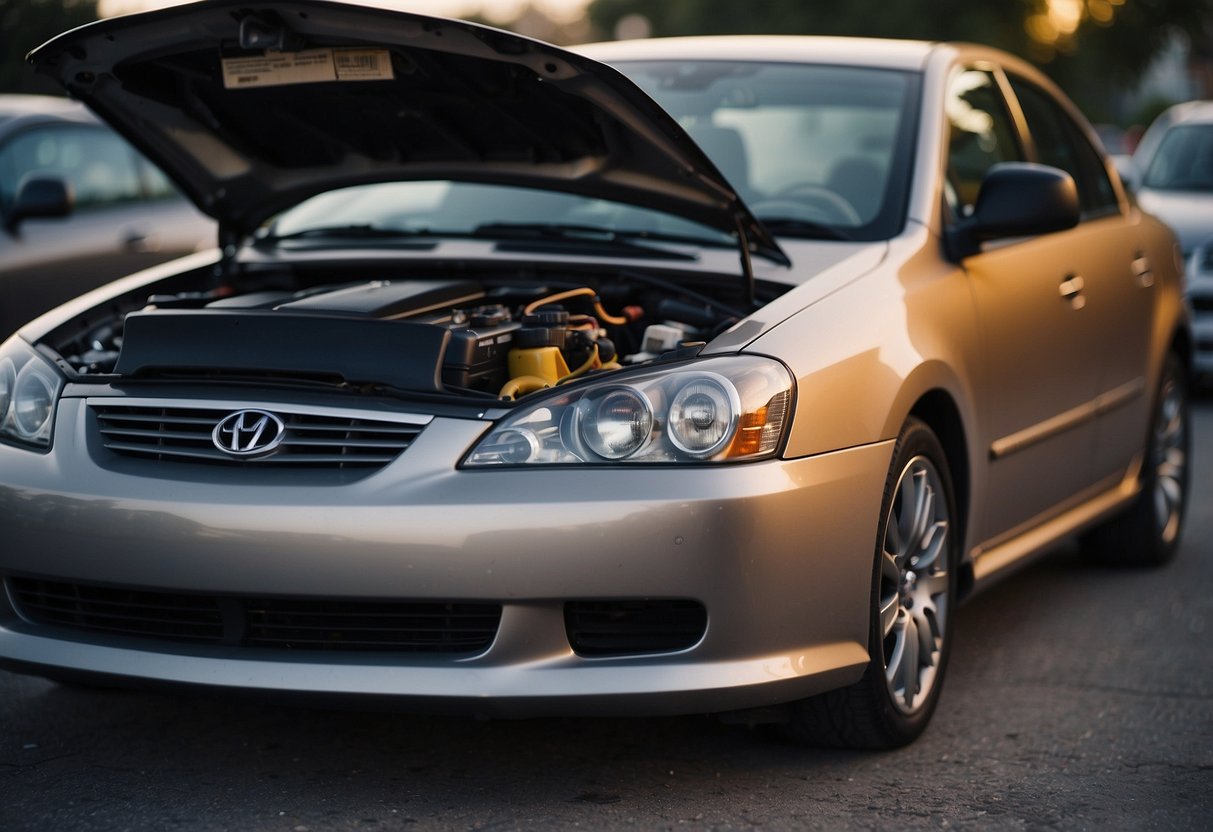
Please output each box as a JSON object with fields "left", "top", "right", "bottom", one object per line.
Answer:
{"left": 52, "top": 264, "right": 775, "bottom": 402}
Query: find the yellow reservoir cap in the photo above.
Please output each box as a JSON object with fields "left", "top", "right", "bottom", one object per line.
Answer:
{"left": 509, "top": 346, "right": 570, "bottom": 385}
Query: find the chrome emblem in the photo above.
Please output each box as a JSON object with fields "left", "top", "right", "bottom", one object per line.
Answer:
{"left": 212, "top": 409, "right": 286, "bottom": 457}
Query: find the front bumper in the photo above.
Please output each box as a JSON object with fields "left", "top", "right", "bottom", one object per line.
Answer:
{"left": 0, "top": 394, "right": 891, "bottom": 716}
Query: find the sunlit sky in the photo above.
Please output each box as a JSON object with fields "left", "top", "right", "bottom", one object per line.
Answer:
{"left": 97, "top": 0, "right": 592, "bottom": 24}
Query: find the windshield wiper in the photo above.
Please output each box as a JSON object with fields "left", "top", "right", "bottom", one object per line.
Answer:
{"left": 264, "top": 221, "right": 736, "bottom": 262}
{"left": 758, "top": 217, "right": 852, "bottom": 241}
{"left": 263, "top": 225, "right": 460, "bottom": 242}
{"left": 472, "top": 222, "right": 733, "bottom": 251}
{"left": 469, "top": 222, "right": 700, "bottom": 260}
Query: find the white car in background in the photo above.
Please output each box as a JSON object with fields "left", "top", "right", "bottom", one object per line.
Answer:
{"left": 1128, "top": 100, "right": 1213, "bottom": 381}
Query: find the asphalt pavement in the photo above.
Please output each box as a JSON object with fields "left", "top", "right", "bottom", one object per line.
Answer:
{"left": 2, "top": 397, "right": 1210, "bottom": 832}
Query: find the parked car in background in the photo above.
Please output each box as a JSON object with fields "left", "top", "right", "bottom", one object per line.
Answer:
{"left": 1128, "top": 100, "right": 1213, "bottom": 382}
{"left": 0, "top": 94, "right": 214, "bottom": 337}
{"left": 0, "top": 0, "right": 1193, "bottom": 749}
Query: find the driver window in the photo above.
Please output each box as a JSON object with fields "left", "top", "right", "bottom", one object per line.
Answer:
{"left": 1007, "top": 76, "right": 1118, "bottom": 216}
{"left": 944, "top": 69, "right": 1024, "bottom": 217}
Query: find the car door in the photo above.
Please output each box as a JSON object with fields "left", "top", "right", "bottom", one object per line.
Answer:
{"left": 944, "top": 67, "right": 1102, "bottom": 546}
{"left": 1003, "top": 74, "right": 1155, "bottom": 485}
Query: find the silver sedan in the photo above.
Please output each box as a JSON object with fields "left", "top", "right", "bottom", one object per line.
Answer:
{"left": 0, "top": 0, "right": 1193, "bottom": 748}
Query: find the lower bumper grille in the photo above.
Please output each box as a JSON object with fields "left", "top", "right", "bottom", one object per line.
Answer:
{"left": 564, "top": 600, "right": 707, "bottom": 656}
{"left": 6, "top": 578, "right": 501, "bottom": 654}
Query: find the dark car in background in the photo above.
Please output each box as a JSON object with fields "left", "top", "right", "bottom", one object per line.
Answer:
{"left": 0, "top": 94, "right": 214, "bottom": 336}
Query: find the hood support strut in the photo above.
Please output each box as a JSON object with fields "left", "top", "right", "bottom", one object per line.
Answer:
{"left": 213, "top": 224, "right": 242, "bottom": 283}
{"left": 735, "top": 211, "right": 756, "bottom": 311}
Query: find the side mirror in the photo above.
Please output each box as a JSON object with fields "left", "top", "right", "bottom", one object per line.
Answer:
{"left": 946, "top": 163, "right": 1080, "bottom": 261}
{"left": 5, "top": 174, "right": 73, "bottom": 233}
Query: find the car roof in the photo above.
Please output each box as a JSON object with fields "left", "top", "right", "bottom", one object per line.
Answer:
{"left": 0, "top": 94, "right": 98, "bottom": 129}
{"left": 575, "top": 36, "right": 937, "bottom": 72}
{"left": 0, "top": 94, "right": 84, "bottom": 117}
{"left": 1160, "top": 100, "right": 1213, "bottom": 126}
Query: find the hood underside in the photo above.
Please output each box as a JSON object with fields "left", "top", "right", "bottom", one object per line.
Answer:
{"left": 28, "top": 0, "right": 787, "bottom": 264}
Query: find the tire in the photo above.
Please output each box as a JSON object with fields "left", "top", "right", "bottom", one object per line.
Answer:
{"left": 1081, "top": 352, "right": 1191, "bottom": 567}
{"left": 781, "top": 418, "right": 958, "bottom": 748}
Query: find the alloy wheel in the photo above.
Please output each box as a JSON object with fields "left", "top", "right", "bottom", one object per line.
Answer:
{"left": 1152, "top": 373, "right": 1187, "bottom": 545}
{"left": 879, "top": 455, "right": 950, "bottom": 715}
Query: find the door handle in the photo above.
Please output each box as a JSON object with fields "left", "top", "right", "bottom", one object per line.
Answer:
{"left": 1059, "top": 275, "right": 1085, "bottom": 309}
{"left": 123, "top": 229, "right": 162, "bottom": 253}
{"left": 1132, "top": 255, "right": 1154, "bottom": 288}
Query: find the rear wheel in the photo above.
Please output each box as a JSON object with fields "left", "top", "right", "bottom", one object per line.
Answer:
{"left": 1082, "top": 353, "right": 1190, "bottom": 566}
{"left": 782, "top": 418, "right": 957, "bottom": 748}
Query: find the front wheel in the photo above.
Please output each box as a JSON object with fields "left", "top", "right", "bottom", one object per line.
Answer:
{"left": 1081, "top": 352, "right": 1190, "bottom": 566}
{"left": 781, "top": 418, "right": 958, "bottom": 748}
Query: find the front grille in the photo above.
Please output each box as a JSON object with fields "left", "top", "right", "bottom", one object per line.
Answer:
{"left": 7, "top": 578, "right": 501, "bottom": 654}
{"left": 92, "top": 402, "right": 425, "bottom": 469}
{"left": 565, "top": 600, "right": 707, "bottom": 657}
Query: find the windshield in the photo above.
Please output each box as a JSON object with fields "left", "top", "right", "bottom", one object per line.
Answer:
{"left": 1143, "top": 124, "right": 1213, "bottom": 192}
{"left": 618, "top": 62, "right": 918, "bottom": 241}
{"left": 271, "top": 61, "right": 918, "bottom": 245}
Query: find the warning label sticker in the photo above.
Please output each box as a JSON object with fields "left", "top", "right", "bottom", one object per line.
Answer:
{"left": 333, "top": 49, "right": 393, "bottom": 81}
{"left": 222, "top": 48, "right": 393, "bottom": 89}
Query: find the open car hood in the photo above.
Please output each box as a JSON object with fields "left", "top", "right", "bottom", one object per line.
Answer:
{"left": 28, "top": 0, "right": 787, "bottom": 264}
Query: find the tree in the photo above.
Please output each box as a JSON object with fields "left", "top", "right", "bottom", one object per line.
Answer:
{"left": 586, "top": 0, "right": 1213, "bottom": 122}
{"left": 0, "top": 0, "right": 97, "bottom": 95}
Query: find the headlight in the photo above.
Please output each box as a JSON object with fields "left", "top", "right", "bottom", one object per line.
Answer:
{"left": 464, "top": 355, "right": 793, "bottom": 466}
{"left": 0, "top": 338, "right": 64, "bottom": 450}
{"left": 579, "top": 387, "right": 654, "bottom": 459}
{"left": 667, "top": 374, "right": 739, "bottom": 458}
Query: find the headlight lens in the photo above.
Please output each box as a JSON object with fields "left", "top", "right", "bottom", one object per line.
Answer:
{"left": 464, "top": 355, "right": 793, "bottom": 466}
{"left": 0, "top": 359, "right": 15, "bottom": 422}
{"left": 579, "top": 387, "right": 654, "bottom": 459}
{"left": 667, "top": 374, "right": 739, "bottom": 458}
{"left": 0, "top": 339, "right": 64, "bottom": 450}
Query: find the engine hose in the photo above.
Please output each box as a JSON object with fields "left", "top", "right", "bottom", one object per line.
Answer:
{"left": 499, "top": 375, "right": 551, "bottom": 401}
{"left": 593, "top": 300, "right": 629, "bottom": 327}
{"left": 524, "top": 287, "right": 629, "bottom": 327}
